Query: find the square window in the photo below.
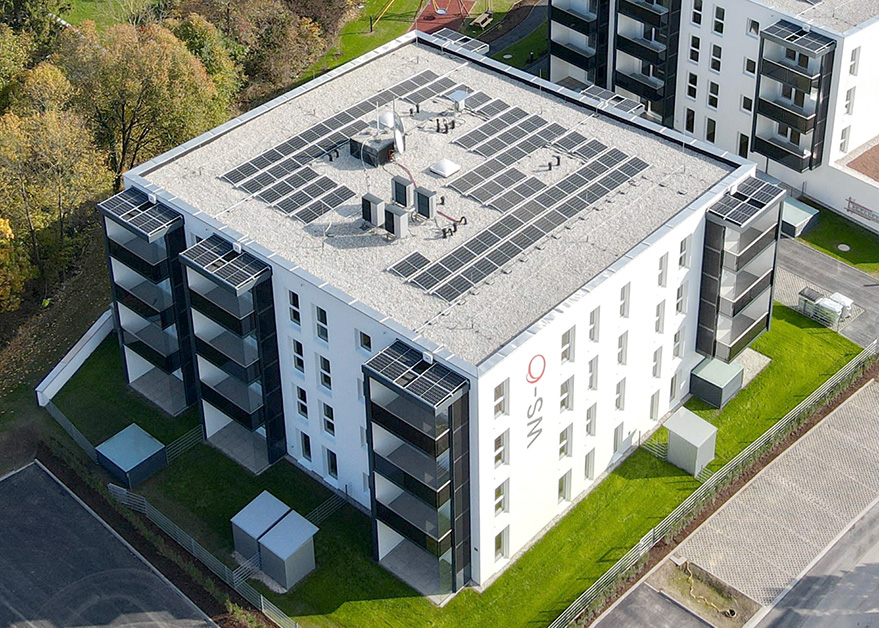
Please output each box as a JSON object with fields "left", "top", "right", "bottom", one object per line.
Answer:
{"left": 292, "top": 339, "right": 305, "bottom": 373}
{"left": 745, "top": 58, "right": 757, "bottom": 75}
{"left": 358, "top": 331, "right": 372, "bottom": 352}
{"left": 742, "top": 95, "right": 753, "bottom": 112}
{"left": 747, "top": 18, "right": 759, "bottom": 36}
{"left": 326, "top": 449, "right": 338, "bottom": 479}
{"left": 561, "top": 326, "right": 575, "bottom": 364}
{"left": 560, "top": 376, "right": 575, "bottom": 412}
{"left": 288, "top": 291, "right": 301, "bottom": 325}
{"left": 494, "top": 379, "right": 509, "bottom": 417}
{"left": 322, "top": 403, "right": 335, "bottom": 436}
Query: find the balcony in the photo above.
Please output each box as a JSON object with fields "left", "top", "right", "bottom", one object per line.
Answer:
{"left": 370, "top": 403, "right": 450, "bottom": 458}
{"left": 752, "top": 135, "right": 810, "bottom": 173}
{"left": 189, "top": 288, "right": 256, "bottom": 337}
{"left": 616, "top": 33, "right": 666, "bottom": 65}
{"left": 116, "top": 281, "right": 175, "bottom": 328}
{"left": 618, "top": 0, "right": 668, "bottom": 27}
{"left": 756, "top": 97, "right": 816, "bottom": 134}
{"left": 760, "top": 58, "right": 819, "bottom": 93}
{"left": 715, "top": 312, "right": 769, "bottom": 361}
{"left": 719, "top": 269, "right": 773, "bottom": 318}
{"left": 108, "top": 238, "right": 170, "bottom": 283}
{"left": 122, "top": 325, "right": 180, "bottom": 373}
{"left": 201, "top": 376, "right": 264, "bottom": 430}
{"left": 376, "top": 502, "right": 453, "bottom": 557}
{"left": 379, "top": 490, "right": 451, "bottom": 541}
{"left": 195, "top": 331, "right": 261, "bottom": 383}
{"left": 723, "top": 224, "right": 778, "bottom": 271}
{"left": 374, "top": 444, "right": 451, "bottom": 508}
{"left": 550, "top": 40, "right": 596, "bottom": 67}
{"left": 614, "top": 70, "right": 664, "bottom": 101}
{"left": 550, "top": 3, "right": 597, "bottom": 33}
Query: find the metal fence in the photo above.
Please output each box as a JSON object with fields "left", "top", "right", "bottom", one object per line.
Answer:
{"left": 109, "top": 484, "right": 303, "bottom": 628}
{"left": 45, "top": 401, "right": 97, "bottom": 462}
{"left": 165, "top": 425, "right": 204, "bottom": 464}
{"left": 549, "top": 339, "right": 879, "bottom": 628}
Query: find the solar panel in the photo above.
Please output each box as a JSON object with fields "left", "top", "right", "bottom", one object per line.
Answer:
{"left": 404, "top": 76, "right": 457, "bottom": 104}
{"left": 468, "top": 169, "right": 527, "bottom": 203}
{"left": 180, "top": 234, "right": 269, "bottom": 294}
{"left": 389, "top": 252, "right": 431, "bottom": 278}
{"left": 463, "top": 91, "right": 491, "bottom": 110}
{"left": 473, "top": 115, "right": 547, "bottom": 157}
{"left": 575, "top": 139, "right": 608, "bottom": 161}
{"left": 99, "top": 189, "right": 182, "bottom": 241}
{"left": 364, "top": 340, "right": 468, "bottom": 407}
{"left": 475, "top": 99, "right": 510, "bottom": 118}
{"left": 274, "top": 176, "right": 335, "bottom": 214}
{"left": 555, "top": 132, "right": 589, "bottom": 152}
{"left": 293, "top": 185, "right": 355, "bottom": 224}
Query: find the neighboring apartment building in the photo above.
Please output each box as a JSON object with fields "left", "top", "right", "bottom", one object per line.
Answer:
{"left": 549, "top": 0, "right": 879, "bottom": 233}
{"left": 97, "top": 30, "right": 784, "bottom": 600}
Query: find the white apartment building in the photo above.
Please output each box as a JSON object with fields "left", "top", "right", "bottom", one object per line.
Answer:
{"left": 98, "top": 30, "right": 784, "bottom": 601}
{"left": 549, "top": 0, "right": 879, "bottom": 233}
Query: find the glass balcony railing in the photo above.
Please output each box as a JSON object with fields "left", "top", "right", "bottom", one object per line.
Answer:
{"left": 370, "top": 403, "right": 450, "bottom": 458}
{"left": 618, "top": 0, "right": 668, "bottom": 27}
{"left": 760, "top": 58, "right": 819, "bottom": 93}
{"left": 108, "top": 239, "right": 170, "bottom": 282}
{"left": 195, "top": 331, "right": 261, "bottom": 383}
{"left": 723, "top": 224, "right": 778, "bottom": 272}
{"left": 719, "top": 269, "right": 773, "bottom": 318}
{"left": 757, "top": 97, "right": 816, "bottom": 134}
{"left": 752, "top": 135, "right": 810, "bottom": 173}
{"left": 376, "top": 502, "right": 453, "bottom": 557}
{"left": 715, "top": 312, "right": 769, "bottom": 361}
{"left": 201, "top": 376, "right": 264, "bottom": 429}
{"left": 616, "top": 33, "right": 666, "bottom": 65}
{"left": 189, "top": 289, "right": 256, "bottom": 337}
{"left": 374, "top": 443, "right": 451, "bottom": 508}
{"left": 614, "top": 70, "right": 664, "bottom": 101}
{"left": 550, "top": 3, "right": 597, "bottom": 33}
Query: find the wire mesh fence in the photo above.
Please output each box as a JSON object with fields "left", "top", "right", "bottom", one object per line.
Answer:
{"left": 548, "top": 339, "right": 878, "bottom": 628}
{"left": 108, "top": 484, "right": 302, "bottom": 628}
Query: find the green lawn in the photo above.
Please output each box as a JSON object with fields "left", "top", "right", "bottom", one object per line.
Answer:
{"left": 491, "top": 19, "right": 547, "bottom": 69}
{"left": 799, "top": 202, "right": 879, "bottom": 278}
{"left": 53, "top": 337, "right": 200, "bottom": 445}
{"left": 66, "top": 0, "right": 122, "bottom": 27}
{"left": 116, "top": 305, "right": 858, "bottom": 628}
{"left": 461, "top": 0, "right": 520, "bottom": 39}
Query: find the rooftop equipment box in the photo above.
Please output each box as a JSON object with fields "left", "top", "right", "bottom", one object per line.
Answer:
{"left": 349, "top": 133, "right": 394, "bottom": 167}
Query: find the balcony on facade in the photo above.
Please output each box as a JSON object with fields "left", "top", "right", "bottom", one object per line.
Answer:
{"left": 121, "top": 320, "right": 181, "bottom": 373}
{"left": 616, "top": 33, "right": 666, "bottom": 65}
{"left": 375, "top": 474, "right": 453, "bottom": 557}
{"left": 614, "top": 68, "right": 664, "bottom": 101}
{"left": 188, "top": 280, "right": 256, "bottom": 336}
{"left": 618, "top": 0, "right": 668, "bottom": 27}
{"left": 199, "top": 364, "right": 265, "bottom": 429}
{"left": 756, "top": 97, "right": 816, "bottom": 134}
{"left": 751, "top": 135, "right": 811, "bottom": 172}
{"left": 373, "top": 423, "right": 451, "bottom": 508}
{"left": 714, "top": 290, "right": 772, "bottom": 361}
{"left": 550, "top": 0, "right": 598, "bottom": 33}
{"left": 760, "top": 58, "right": 819, "bottom": 93}
{"left": 195, "top": 330, "right": 261, "bottom": 383}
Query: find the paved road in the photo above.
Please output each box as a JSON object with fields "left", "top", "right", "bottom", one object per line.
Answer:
{"left": 777, "top": 238, "right": 879, "bottom": 347}
{"left": 488, "top": 0, "right": 547, "bottom": 54}
{"left": 756, "top": 495, "right": 879, "bottom": 628}
{"left": 594, "top": 583, "right": 711, "bottom": 628}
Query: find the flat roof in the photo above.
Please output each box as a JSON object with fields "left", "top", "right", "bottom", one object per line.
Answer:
{"left": 95, "top": 424, "right": 164, "bottom": 472}
{"left": 759, "top": 0, "right": 879, "bottom": 33}
{"left": 692, "top": 356, "right": 744, "bottom": 388}
{"left": 259, "top": 510, "right": 318, "bottom": 558}
{"left": 841, "top": 134, "right": 879, "bottom": 183}
{"left": 230, "top": 491, "right": 290, "bottom": 539}
{"left": 141, "top": 35, "right": 735, "bottom": 365}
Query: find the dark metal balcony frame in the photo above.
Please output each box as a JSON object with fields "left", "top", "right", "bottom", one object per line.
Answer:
{"left": 760, "top": 57, "right": 819, "bottom": 93}
{"left": 616, "top": 32, "right": 667, "bottom": 65}
{"left": 756, "top": 97, "right": 816, "bottom": 134}
{"left": 618, "top": 0, "right": 669, "bottom": 28}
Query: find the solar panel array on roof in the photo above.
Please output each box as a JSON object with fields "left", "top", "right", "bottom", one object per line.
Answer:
{"left": 554, "top": 131, "right": 589, "bottom": 153}
{"left": 432, "top": 28, "right": 491, "bottom": 54}
{"left": 388, "top": 251, "right": 431, "bottom": 278}
{"left": 180, "top": 234, "right": 270, "bottom": 294}
{"left": 474, "top": 99, "right": 510, "bottom": 118}
{"left": 99, "top": 188, "right": 182, "bottom": 242}
{"left": 403, "top": 76, "right": 457, "bottom": 105}
{"left": 707, "top": 176, "right": 785, "bottom": 227}
{"left": 473, "top": 115, "right": 547, "bottom": 157}
{"left": 467, "top": 169, "right": 527, "bottom": 204}
{"left": 581, "top": 85, "right": 645, "bottom": 114}
{"left": 762, "top": 20, "right": 835, "bottom": 54}
{"left": 454, "top": 107, "right": 528, "bottom": 149}
{"left": 364, "top": 340, "right": 468, "bottom": 407}
{"left": 294, "top": 186, "right": 355, "bottom": 224}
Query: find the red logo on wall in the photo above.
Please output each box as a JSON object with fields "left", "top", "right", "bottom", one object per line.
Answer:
{"left": 526, "top": 355, "right": 546, "bottom": 384}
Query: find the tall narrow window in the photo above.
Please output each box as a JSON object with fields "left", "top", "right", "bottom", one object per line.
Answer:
{"left": 676, "top": 282, "right": 688, "bottom": 314}
{"left": 588, "top": 357, "right": 599, "bottom": 390}
{"left": 358, "top": 331, "right": 372, "bottom": 352}
{"left": 561, "top": 327, "right": 575, "bottom": 363}
{"left": 586, "top": 403, "right": 597, "bottom": 436}
{"left": 689, "top": 35, "right": 700, "bottom": 62}
{"left": 495, "top": 431, "right": 509, "bottom": 467}
{"left": 840, "top": 126, "right": 851, "bottom": 153}
{"left": 650, "top": 391, "right": 660, "bottom": 420}
{"left": 738, "top": 133, "right": 750, "bottom": 158}
{"left": 585, "top": 448, "right": 596, "bottom": 480}
{"left": 706, "top": 118, "right": 716, "bottom": 143}
{"left": 707, "top": 82, "right": 719, "bottom": 108}
{"left": 713, "top": 6, "right": 725, "bottom": 34}
{"left": 615, "top": 379, "right": 626, "bottom": 410}
{"left": 658, "top": 253, "right": 668, "bottom": 286}
{"left": 319, "top": 355, "right": 332, "bottom": 389}
{"left": 289, "top": 291, "right": 301, "bottom": 325}
{"left": 300, "top": 432, "right": 311, "bottom": 461}
{"left": 845, "top": 87, "right": 856, "bottom": 115}
{"left": 589, "top": 307, "right": 600, "bottom": 342}
{"left": 558, "top": 471, "right": 571, "bottom": 503}
{"left": 687, "top": 73, "right": 698, "bottom": 98}
{"left": 850, "top": 47, "right": 860, "bottom": 75}
{"left": 292, "top": 339, "right": 305, "bottom": 373}
{"left": 494, "top": 379, "right": 509, "bottom": 417}
{"left": 670, "top": 370, "right": 680, "bottom": 400}
{"left": 674, "top": 328, "right": 685, "bottom": 357}
{"left": 619, "top": 283, "right": 630, "bottom": 318}
{"left": 560, "top": 376, "right": 575, "bottom": 412}
{"left": 495, "top": 481, "right": 508, "bottom": 515}
{"left": 655, "top": 300, "right": 666, "bottom": 333}
{"left": 617, "top": 332, "right": 628, "bottom": 365}
{"left": 559, "top": 425, "right": 573, "bottom": 459}
{"left": 614, "top": 423, "right": 624, "bottom": 452}
{"left": 710, "top": 44, "right": 722, "bottom": 72}
{"left": 745, "top": 57, "right": 756, "bottom": 75}
{"left": 316, "top": 306, "right": 329, "bottom": 342}
{"left": 495, "top": 528, "right": 509, "bottom": 561}
{"left": 296, "top": 387, "right": 308, "bottom": 418}
{"left": 679, "top": 236, "right": 691, "bottom": 268}
{"left": 652, "top": 347, "right": 662, "bottom": 378}
{"left": 326, "top": 449, "right": 338, "bottom": 479}
{"left": 322, "top": 403, "right": 335, "bottom": 436}
{"left": 686, "top": 108, "right": 695, "bottom": 133}
{"left": 692, "top": 0, "right": 702, "bottom": 24}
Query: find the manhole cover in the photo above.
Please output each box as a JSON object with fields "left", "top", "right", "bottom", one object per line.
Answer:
{"left": 838, "top": 243, "right": 851, "bottom": 252}
{"left": 503, "top": 54, "right": 512, "bottom": 59}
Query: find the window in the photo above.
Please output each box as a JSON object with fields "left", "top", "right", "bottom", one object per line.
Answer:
{"left": 658, "top": 253, "right": 668, "bottom": 286}
{"left": 679, "top": 236, "right": 691, "bottom": 268}
{"left": 561, "top": 327, "right": 575, "bottom": 363}
{"left": 706, "top": 118, "right": 716, "bottom": 143}
{"left": 559, "top": 425, "right": 573, "bottom": 459}
{"left": 745, "top": 57, "right": 756, "bottom": 75}
{"left": 692, "top": 0, "right": 702, "bottom": 24}
{"left": 674, "top": 328, "right": 684, "bottom": 357}
{"left": 655, "top": 300, "right": 666, "bottom": 333}
{"left": 494, "top": 379, "right": 509, "bottom": 417}
{"left": 585, "top": 448, "right": 595, "bottom": 480}
{"left": 495, "top": 481, "right": 508, "bottom": 515}
{"left": 558, "top": 471, "right": 571, "bottom": 503}
{"left": 362, "top": 472, "right": 369, "bottom": 493}
{"left": 777, "top": 122, "right": 801, "bottom": 147}
{"left": 292, "top": 339, "right": 305, "bottom": 373}
{"left": 322, "top": 403, "right": 335, "bottom": 436}
{"left": 300, "top": 432, "right": 311, "bottom": 461}
{"left": 358, "top": 331, "right": 372, "bottom": 352}
{"left": 589, "top": 307, "right": 600, "bottom": 342}
{"left": 586, "top": 403, "right": 597, "bottom": 436}
{"left": 782, "top": 85, "right": 805, "bottom": 108}
{"left": 670, "top": 370, "right": 680, "bottom": 400}
{"left": 707, "top": 82, "right": 719, "bottom": 108}
{"left": 360, "top": 425, "right": 367, "bottom": 447}
{"left": 650, "top": 391, "right": 660, "bottom": 420}
{"left": 614, "top": 423, "right": 624, "bottom": 452}
{"left": 738, "top": 133, "right": 750, "bottom": 158}
{"left": 619, "top": 283, "right": 630, "bottom": 318}
{"left": 652, "top": 347, "right": 662, "bottom": 378}
{"left": 615, "top": 379, "right": 626, "bottom": 411}
{"left": 689, "top": 35, "right": 700, "bottom": 62}
{"left": 742, "top": 95, "right": 753, "bottom": 113}
{"left": 319, "top": 355, "right": 332, "bottom": 389}
{"left": 676, "top": 282, "right": 688, "bottom": 314}
{"left": 495, "top": 528, "right": 509, "bottom": 561}
{"left": 288, "top": 291, "right": 301, "bottom": 325}
{"left": 326, "top": 449, "right": 338, "bottom": 479}
{"left": 617, "top": 332, "right": 628, "bottom": 365}
{"left": 713, "top": 6, "right": 724, "bottom": 34}
{"left": 845, "top": 87, "right": 856, "bottom": 115}
{"left": 687, "top": 73, "right": 698, "bottom": 98}
{"left": 850, "top": 47, "right": 860, "bottom": 75}
{"left": 495, "top": 431, "right": 509, "bottom": 467}
{"left": 296, "top": 387, "right": 308, "bottom": 418}
{"left": 710, "top": 44, "right": 722, "bottom": 72}
{"left": 560, "top": 376, "right": 574, "bottom": 412}
{"left": 316, "top": 306, "right": 329, "bottom": 342}
{"left": 588, "top": 357, "right": 599, "bottom": 390}
{"left": 747, "top": 18, "right": 759, "bottom": 36}
{"left": 686, "top": 108, "right": 695, "bottom": 133}
{"left": 840, "top": 126, "right": 851, "bottom": 153}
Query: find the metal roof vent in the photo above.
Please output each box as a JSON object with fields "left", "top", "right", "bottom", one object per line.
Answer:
{"left": 430, "top": 158, "right": 461, "bottom": 178}
{"left": 147, "top": 193, "right": 157, "bottom": 204}
{"left": 233, "top": 242, "right": 242, "bottom": 254}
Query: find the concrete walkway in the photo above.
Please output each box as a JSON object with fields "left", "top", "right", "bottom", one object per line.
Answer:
{"left": 488, "top": 0, "right": 547, "bottom": 54}
{"left": 776, "top": 238, "right": 879, "bottom": 348}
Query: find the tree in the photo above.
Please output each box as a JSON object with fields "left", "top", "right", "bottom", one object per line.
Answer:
{"left": 56, "top": 21, "right": 227, "bottom": 189}
{"left": 9, "top": 61, "right": 72, "bottom": 113}
{"left": 0, "top": 24, "right": 34, "bottom": 105}
{"left": 0, "top": 218, "right": 34, "bottom": 312}
{"left": 0, "top": 0, "right": 71, "bottom": 50}
{"left": 168, "top": 13, "right": 240, "bottom": 106}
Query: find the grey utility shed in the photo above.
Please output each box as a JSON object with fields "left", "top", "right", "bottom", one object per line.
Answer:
{"left": 690, "top": 357, "right": 744, "bottom": 409}
{"left": 95, "top": 424, "right": 166, "bottom": 488}
{"left": 781, "top": 198, "right": 819, "bottom": 237}
{"left": 230, "top": 491, "right": 290, "bottom": 560}
{"left": 665, "top": 408, "right": 717, "bottom": 477}
{"left": 258, "top": 510, "right": 318, "bottom": 591}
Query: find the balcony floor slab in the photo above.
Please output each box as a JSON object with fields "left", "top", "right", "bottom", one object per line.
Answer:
{"left": 380, "top": 539, "right": 454, "bottom": 606}
{"left": 130, "top": 368, "right": 188, "bottom": 416}
{"left": 208, "top": 420, "right": 269, "bottom": 474}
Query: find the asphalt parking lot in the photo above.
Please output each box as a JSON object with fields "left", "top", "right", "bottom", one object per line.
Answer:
{"left": 0, "top": 463, "right": 212, "bottom": 628}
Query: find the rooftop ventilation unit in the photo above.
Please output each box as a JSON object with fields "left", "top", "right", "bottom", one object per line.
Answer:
{"left": 414, "top": 187, "right": 436, "bottom": 219}
{"left": 447, "top": 89, "right": 469, "bottom": 112}
{"left": 350, "top": 131, "right": 394, "bottom": 167}
{"left": 430, "top": 158, "right": 461, "bottom": 178}
{"left": 361, "top": 193, "right": 385, "bottom": 225}
{"left": 384, "top": 205, "right": 409, "bottom": 238}
{"left": 392, "top": 176, "right": 414, "bottom": 208}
